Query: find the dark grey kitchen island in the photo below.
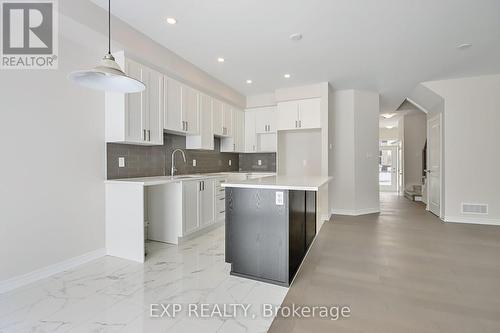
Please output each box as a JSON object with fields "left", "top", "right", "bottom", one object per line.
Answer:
{"left": 222, "top": 176, "right": 332, "bottom": 287}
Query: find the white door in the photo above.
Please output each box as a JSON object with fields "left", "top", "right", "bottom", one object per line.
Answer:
{"left": 245, "top": 111, "right": 257, "bottom": 152}
{"left": 379, "top": 146, "right": 398, "bottom": 192}
{"left": 200, "top": 179, "right": 215, "bottom": 227}
{"left": 277, "top": 101, "right": 299, "bottom": 130}
{"left": 298, "top": 98, "right": 321, "bottom": 129}
{"left": 165, "top": 78, "right": 184, "bottom": 132}
{"left": 427, "top": 115, "right": 441, "bottom": 216}
{"left": 183, "top": 181, "right": 200, "bottom": 234}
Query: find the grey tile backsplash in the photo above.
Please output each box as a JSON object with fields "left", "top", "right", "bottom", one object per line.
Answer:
{"left": 107, "top": 133, "right": 276, "bottom": 179}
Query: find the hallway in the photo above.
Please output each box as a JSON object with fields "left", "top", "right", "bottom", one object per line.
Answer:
{"left": 269, "top": 193, "right": 500, "bottom": 333}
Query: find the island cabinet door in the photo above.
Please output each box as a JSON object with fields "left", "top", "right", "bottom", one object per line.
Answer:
{"left": 226, "top": 188, "right": 289, "bottom": 284}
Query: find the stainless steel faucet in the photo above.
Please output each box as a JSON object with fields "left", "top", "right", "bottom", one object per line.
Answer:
{"left": 170, "top": 149, "right": 186, "bottom": 176}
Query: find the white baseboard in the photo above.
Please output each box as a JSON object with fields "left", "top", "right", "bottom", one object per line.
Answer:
{"left": 0, "top": 248, "right": 106, "bottom": 294}
{"left": 444, "top": 216, "right": 500, "bottom": 226}
{"left": 331, "top": 208, "right": 380, "bottom": 216}
{"left": 320, "top": 214, "right": 331, "bottom": 222}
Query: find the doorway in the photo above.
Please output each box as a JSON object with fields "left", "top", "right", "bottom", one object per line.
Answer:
{"left": 426, "top": 114, "right": 441, "bottom": 216}
{"left": 379, "top": 145, "right": 399, "bottom": 192}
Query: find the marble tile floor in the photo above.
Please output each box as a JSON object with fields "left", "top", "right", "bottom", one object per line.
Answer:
{"left": 0, "top": 226, "right": 288, "bottom": 333}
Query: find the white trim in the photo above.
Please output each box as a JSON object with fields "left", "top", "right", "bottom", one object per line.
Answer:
{"left": 320, "top": 214, "right": 331, "bottom": 222}
{"left": 331, "top": 208, "right": 380, "bottom": 216}
{"left": 444, "top": 216, "right": 500, "bottom": 226}
{"left": 0, "top": 248, "right": 106, "bottom": 294}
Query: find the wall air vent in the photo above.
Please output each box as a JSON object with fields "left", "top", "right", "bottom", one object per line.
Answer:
{"left": 461, "top": 203, "right": 488, "bottom": 215}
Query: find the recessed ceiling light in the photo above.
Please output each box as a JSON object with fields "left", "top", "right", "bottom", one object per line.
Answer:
{"left": 166, "top": 17, "right": 177, "bottom": 25}
{"left": 246, "top": 79, "right": 252, "bottom": 84}
{"left": 289, "top": 33, "right": 303, "bottom": 41}
{"left": 386, "top": 126, "right": 394, "bottom": 129}
{"left": 382, "top": 113, "right": 395, "bottom": 119}
{"left": 457, "top": 43, "right": 472, "bottom": 50}
{"left": 217, "top": 57, "right": 225, "bottom": 63}
{"left": 284, "top": 74, "right": 291, "bottom": 79}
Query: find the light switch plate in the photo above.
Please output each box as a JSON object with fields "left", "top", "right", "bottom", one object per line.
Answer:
{"left": 118, "top": 157, "right": 125, "bottom": 168}
{"left": 192, "top": 159, "right": 197, "bottom": 167}
{"left": 258, "top": 160, "right": 262, "bottom": 166}
{"left": 275, "top": 191, "right": 284, "bottom": 205}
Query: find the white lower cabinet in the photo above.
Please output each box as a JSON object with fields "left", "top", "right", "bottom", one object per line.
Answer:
{"left": 182, "top": 178, "right": 216, "bottom": 235}
{"left": 182, "top": 180, "right": 201, "bottom": 234}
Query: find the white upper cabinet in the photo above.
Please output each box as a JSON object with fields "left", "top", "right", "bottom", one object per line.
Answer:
{"left": 277, "top": 98, "right": 321, "bottom": 130}
{"left": 186, "top": 93, "right": 214, "bottom": 150}
{"left": 222, "top": 103, "right": 232, "bottom": 136}
{"left": 244, "top": 111, "right": 257, "bottom": 152}
{"left": 182, "top": 85, "right": 199, "bottom": 135}
{"left": 212, "top": 99, "right": 223, "bottom": 136}
{"left": 298, "top": 98, "right": 321, "bottom": 129}
{"left": 164, "top": 79, "right": 199, "bottom": 135}
{"left": 255, "top": 106, "right": 277, "bottom": 133}
{"left": 164, "top": 77, "right": 183, "bottom": 133}
{"left": 105, "top": 53, "right": 164, "bottom": 145}
{"left": 221, "top": 108, "right": 244, "bottom": 152}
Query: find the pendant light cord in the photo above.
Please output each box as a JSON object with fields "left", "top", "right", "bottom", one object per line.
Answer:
{"left": 108, "top": 0, "right": 111, "bottom": 54}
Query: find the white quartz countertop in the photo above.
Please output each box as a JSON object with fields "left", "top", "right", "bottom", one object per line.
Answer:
{"left": 104, "top": 172, "right": 275, "bottom": 186}
{"left": 221, "top": 175, "right": 333, "bottom": 191}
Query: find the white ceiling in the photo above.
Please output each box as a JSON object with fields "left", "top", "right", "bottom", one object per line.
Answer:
{"left": 91, "top": 0, "right": 500, "bottom": 112}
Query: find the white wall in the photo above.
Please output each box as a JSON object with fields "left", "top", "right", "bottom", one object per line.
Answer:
{"left": 331, "top": 90, "right": 380, "bottom": 215}
{"left": 379, "top": 127, "right": 399, "bottom": 140}
{"left": 246, "top": 93, "right": 276, "bottom": 108}
{"left": 0, "top": 37, "right": 105, "bottom": 281}
{"left": 403, "top": 111, "right": 427, "bottom": 188}
{"left": 423, "top": 74, "right": 500, "bottom": 224}
{"left": 0, "top": 1, "right": 245, "bottom": 284}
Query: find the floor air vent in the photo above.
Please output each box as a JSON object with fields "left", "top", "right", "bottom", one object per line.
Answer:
{"left": 461, "top": 203, "right": 488, "bottom": 215}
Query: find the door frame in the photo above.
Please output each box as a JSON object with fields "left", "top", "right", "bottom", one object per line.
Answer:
{"left": 379, "top": 145, "right": 399, "bottom": 192}
{"left": 426, "top": 113, "right": 443, "bottom": 218}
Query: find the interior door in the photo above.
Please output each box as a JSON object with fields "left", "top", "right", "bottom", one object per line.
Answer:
{"left": 427, "top": 115, "right": 441, "bottom": 216}
{"left": 379, "top": 146, "right": 398, "bottom": 192}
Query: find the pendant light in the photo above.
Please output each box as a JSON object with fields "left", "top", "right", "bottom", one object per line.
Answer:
{"left": 68, "top": 0, "right": 146, "bottom": 93}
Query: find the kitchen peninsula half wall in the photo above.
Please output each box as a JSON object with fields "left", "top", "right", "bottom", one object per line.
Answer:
{"left": 107, "top": 133, "right": 276, "bottom": 179}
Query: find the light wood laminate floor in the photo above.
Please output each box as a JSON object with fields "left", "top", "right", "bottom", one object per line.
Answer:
{"left": 269, "top": 193, "right": 500, "bottom": 333}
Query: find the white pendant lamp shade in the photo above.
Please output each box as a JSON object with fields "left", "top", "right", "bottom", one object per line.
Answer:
{"left": 69, "top": 54, "right": 145, "bottom": 93}
{"left": 68, "top": 0, "right": 146, "bottom": 93}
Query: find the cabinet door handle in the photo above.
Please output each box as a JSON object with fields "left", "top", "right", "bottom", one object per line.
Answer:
{"left": 147, "top": 130, "right": 151, "bottom": 141}
{"left": 299, "top": 120, "right": 302, "bottom": 128}
{"left": 202, "top": 181, "right": 205, "bottom": 191}
{"left": 186, "top": 121, "right": 188, "bottom": 132}
{"left": 143, "top": 129, "right": 147, "bottom": 141}
{"left": 295, "top": 120, "right": 298, "bottom": 128}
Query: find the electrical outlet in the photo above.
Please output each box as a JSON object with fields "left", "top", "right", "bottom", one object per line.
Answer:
{"left": 118, "top": 157, "right": 125, "bottom": 168}
{"left": 275, "top": 191, "right": 284, "bottom": 205}
{"left": 258, "top": 160, "right": 262, "bottom": 166}
{"left": 192, "top": 159, "right": 197, "bottom": 167}
{"left": 229, "top": 160, "right": 232, "bottom": 166}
